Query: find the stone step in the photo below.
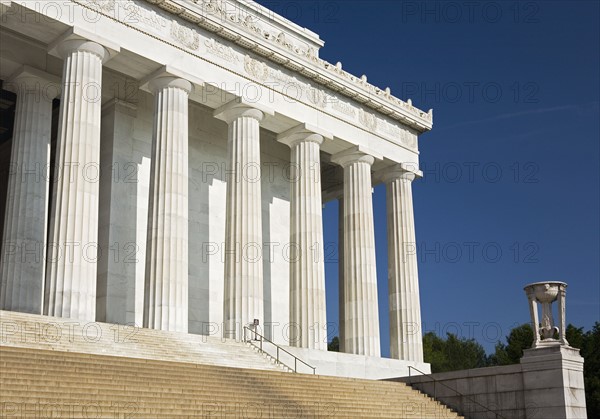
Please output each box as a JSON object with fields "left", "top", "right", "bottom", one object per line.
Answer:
{"left": 1, "top": 356, "right": 421, "bottom": 394}
{"left": 1, "top": 310, "right": 287, "bottom": 372}
{"left": 1, "top": 348, "right": 460, "bottom": 418}
{"left": 0, "top": 311, "right": 463, "bottom": 418}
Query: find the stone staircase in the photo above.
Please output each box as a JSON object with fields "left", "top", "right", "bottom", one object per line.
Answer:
{"left": 0, "top": 311, "right": 463, "bottom": 418}
{"left": 0, "top": 310, "right": 287, "bottom": 372}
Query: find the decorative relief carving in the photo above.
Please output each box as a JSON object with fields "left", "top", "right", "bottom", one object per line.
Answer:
{"left": 192, "top": 0, "right": 315, "bottom": 61}
{"left": 307, "top": 87, "right": 327, "bottom": 109}
{"left": 143, "top": 0, "right": 431, "bottom": 125}
{"left": 136, "top": 6, "right": 168, "bottom": 31}
{"left": 253, "top": 62, "right": 329, "bottom": 111}
{"left": 240, "top": 49, "right": 417, "bottom": 150}
{"left": 199, "top": 0, "right": 226, "bottom": 16}
{"left": 319, "top": 59, "right": 431, "bottom": 123}
{"left": 359, "top": 109, "right": 378, "bottom": 131}
{"left": 86, "top": 0, "right": 168, "bottom": 31}
{"left": 379, "top": 120, "right": 418, "bottom": 148}
{"left": 332, "top": 100, "right": 356, "bottom": 118}
{"left": 85, "top": 0, "right": 116, "bottom": 12}
{"left": 244, "top": 55, "right": 270, "bottom": 81}
{"left": 269, "top": 67, "right": 296, "bottom": 87}
{"left": 205, "top": 38, "right": 240, "bottom": 63}
{"left": 171, "top": 20, "right": 200, "bottom": 50}
{"left": 76, "top": 0, "right": 423, "bottom": 148}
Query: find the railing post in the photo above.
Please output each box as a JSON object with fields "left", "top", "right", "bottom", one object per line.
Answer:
{"left": 243, "top": 326, "right": 246, "bottom": 342}
{"left": 240, "top": 327, "right": 315, "bottom": 375}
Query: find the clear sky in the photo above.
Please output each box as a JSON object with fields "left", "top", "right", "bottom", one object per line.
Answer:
{"left": 256, "top": 0, "right": 600, "bottom": 355}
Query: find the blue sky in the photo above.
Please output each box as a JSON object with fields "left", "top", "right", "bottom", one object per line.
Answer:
{"left": 257, "top": 0, "right": 599, "bottom": 355}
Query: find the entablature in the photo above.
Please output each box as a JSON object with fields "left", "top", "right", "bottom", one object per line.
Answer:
{"left": 0, "top": 0, "right": 424, "bottom": 168}
{"left": 143, "top": 0, "right": 432, "bottom": 132}
{"left": 83, "top": 0, "right": 432, "bottom": 132}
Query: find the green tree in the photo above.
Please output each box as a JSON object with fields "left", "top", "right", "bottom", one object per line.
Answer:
{"left": 423, "top": 322, "right": 599, "bottom": 417}
{"left": 422, "top": 332, "right": 448, "bottom": 372}
{"left": 423, "top": 332, "right": 488, "bottom": 373}
{"left": 327, "top": 336, "right": 339, "bottom": 352}
{"left": 565, "top": 324, "right": 585, "bottom": 349}
{"left": 489, "top": 323, "right": 534, "bottom": 366}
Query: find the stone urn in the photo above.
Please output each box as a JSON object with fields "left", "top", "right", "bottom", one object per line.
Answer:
{"left": 524, "top": 281, "right": 568, "bottom": 347}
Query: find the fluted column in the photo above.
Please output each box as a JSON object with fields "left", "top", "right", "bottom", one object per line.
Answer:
{"left": 338, "top": 197, "right": 345, "bottom": 352}
{"left": 384, "top": 164, "right": 424, "bottom": 362}
{"left": 215, "top": 101, "right": 271, "bottom": 339}
{"left": 0, "top": 67, "right": 59, "bottom": 314}
{"left": 277, "top": 124, "right": 328, "bottom": 350}
{"left": 143, "top": 77, "right": 192, "bottom": 333}
{"left": 45, "top": 39, "right": 107, "bottom": 321}
{"left": 332, "top": 148, "right": 380, "bottom": 356}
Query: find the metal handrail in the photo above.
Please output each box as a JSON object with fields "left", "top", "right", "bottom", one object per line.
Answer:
{"left": 407, "top": 366, "right": 505, "bottom": 419}
{"left": 242, "top": 326, "right": 316, "bottom": 375}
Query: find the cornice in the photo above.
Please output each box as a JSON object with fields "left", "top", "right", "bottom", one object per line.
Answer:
{"left": 143, "top": 0, "right": 433, "bottom": 132}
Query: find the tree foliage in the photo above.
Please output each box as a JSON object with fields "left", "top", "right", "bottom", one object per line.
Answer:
{"left": 327, "top": 336, "right": 339, "bottom": 352}
{"left": 329, "top": 322, "right": 599, "bottom": 417}
{"left": 488, "top": 323, "right": 534, "bottom": 366}
{"left": 423, "top": 332, "right": 488, "bottom": 373}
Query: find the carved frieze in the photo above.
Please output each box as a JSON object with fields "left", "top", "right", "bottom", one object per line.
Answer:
{"left": 359, "top": 109, "right": 378, "bottom": 132}
{"left": 244, "top": 55, "right": 270, "bottom": 81}
{"left": 125, "top": 0, "right": 432, "bottom": 127}
{"left": 192, "top": 0, "right": 316, "bottom": 61}
{"left": 205, "top": 38, "right": 240, "bottom": 63}
{"left": 307, "top": 87, "right": 327, "bottom": 109}
{"left": 73, "top": 0, "right": 423, "bottom": 149}
{"left": 171, "top": 20, "right": 200, "bottom": 50}
{"left": 85, "top": 0, "right": 116, "bottom": 12}
{"left": 332, "top": 100, "right": 356, "bottom": 118}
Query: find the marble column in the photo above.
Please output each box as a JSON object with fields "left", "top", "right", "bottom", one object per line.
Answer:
{"left": 214, "top": 100, "right": 271, "bottom": 340}
{"left": 45, "top": 39, "right": 108, "bottom": 321}
{"left": 96, "top": 99, "right": 138, "bottom": 326}
{"left": 338, "top": 197, "right": 345, "bottom": 353}
{"left": 0, "top": 67, "right": 58, "bottom": 314}
{"left": 332, "top": 148, "right": 380, "bottom": 356}
{"left": 384, "top": 164, "right": 424, "bottom": 362}
{"left": 143, "top": 77, "right": 192, "bottom": 333}
{"left": 277, "top": 124, "right": 328, "bottom": 350}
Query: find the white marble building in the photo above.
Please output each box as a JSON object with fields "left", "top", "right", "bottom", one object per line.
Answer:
{"left": 0, "top": 0, "right": 432, "bottom": 376}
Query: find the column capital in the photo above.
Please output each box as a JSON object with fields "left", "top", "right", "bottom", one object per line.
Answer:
{"left": 48, "top": 27, "right": 120, "bottom": 63}
{"left": 214, "top": 98, "right": 274, "bottom": 124}
{"left": 276, "top": 123, "right": 332, "bottom": 148}
{"left": 139, "top": 65, "right": 203, "bottom": 94}
{"left": 331, "top": 145, "right": 382, "bottom": 168}
{"left": 4, "top": 65, "right": 61, "bottom": 99}
{"left": 56, "top": 39, "right": 108, "bottom": 62}
{"left": 381, "top": 163, "right": 423, "bottom": 183}
{"left": 148, "top": 77, "right": 193, "bottom": 95}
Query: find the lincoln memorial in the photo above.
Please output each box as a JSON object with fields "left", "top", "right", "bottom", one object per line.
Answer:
{"left": 0, "top": 0, "right": 433, "bottom": 378}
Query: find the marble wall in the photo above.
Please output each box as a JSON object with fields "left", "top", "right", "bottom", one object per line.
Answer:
{"left": 96, "top": 87, "right": 293, "bottom": 344}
